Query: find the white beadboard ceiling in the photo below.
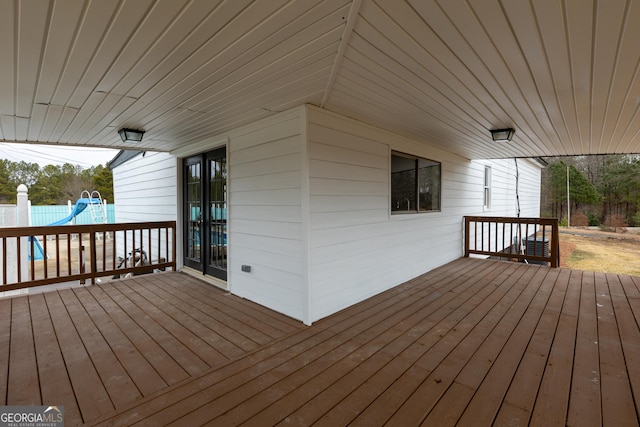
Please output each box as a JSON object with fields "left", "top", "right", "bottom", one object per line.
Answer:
{"left": 1, "top": 0, "right": 640, "bottom": 160}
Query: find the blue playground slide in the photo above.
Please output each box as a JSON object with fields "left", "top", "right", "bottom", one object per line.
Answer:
{"left": 27, "top": 236, "right": 46, "bottom": 261}
{"left": 29, "top": 198, "right": 102, "bottom": 260}
{"left": 48, "top": 198, "right": 101, "bottom": 226}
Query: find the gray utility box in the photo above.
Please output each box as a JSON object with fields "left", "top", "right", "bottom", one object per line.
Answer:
{"left": 522, "top": 237, "right": 549, "bottom": 265}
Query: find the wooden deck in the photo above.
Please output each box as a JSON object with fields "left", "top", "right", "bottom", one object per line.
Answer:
{"left": 2, "top": 259, "right": 639, "bottom": 426}
{"left": 0, "top": 272, "right": 302, "bottom": 425}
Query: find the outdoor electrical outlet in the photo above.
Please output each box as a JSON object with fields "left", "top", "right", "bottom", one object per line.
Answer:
{"left": 241, "top": 265, "right": 251, "bottom": 273}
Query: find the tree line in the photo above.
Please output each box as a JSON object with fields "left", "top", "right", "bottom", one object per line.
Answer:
{"left": 0, "top": 160, "right": 113, "bottom": 205}
{"left": 541, "top": 154, "right": 640, "bottom": 227}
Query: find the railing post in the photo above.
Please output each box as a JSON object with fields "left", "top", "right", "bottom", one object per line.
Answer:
{"left": 551, "top": 218, "right": 560, "bottom": 268}
{"left": 464, "top": 216, "right": 470, "bottom": 258}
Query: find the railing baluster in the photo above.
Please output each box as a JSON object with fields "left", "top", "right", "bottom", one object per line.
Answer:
{"left": 79, "top": 233, "right": 85, "bottom": 284}
{"left": 17, "top": 237, "right": 21, "bottom": 283}
{"left": 157, "top": 228, "right": 162, "bottom": 265}
{"left": 101, "top": 231, "right": 106, "bottom": 272}
{"left": 90, "top": 227, "right": 97, "bottom": 285}
{"left": 2, "top": 238, "right": 7, "bottom": 284}
{"left": 67, "top": 234, "right": 72, "bottom": 275}
{"left": 42, "top": 234, "right": 48, "bottom": 279}
{"left": 148, "top": 229, "right": 152, "bottom": 268}
{"left": 474, "top": 221, "right": 478, "bottom": 253}
{"left": 29, "top": 237, "right": 35, "bottom": 281}
{"left": 55, "top": 234, "right": 60, "bottom": 278}
{"left": 112, "top": 231, "right": 116, "bottom": 272}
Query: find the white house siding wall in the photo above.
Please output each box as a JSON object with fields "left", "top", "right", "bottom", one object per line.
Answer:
{"left": 514, "top": 159, "right": 543, "bottom": 216}
{"left": 306, "top": 106, "right": 542, "bottom": 322}
{"left": 112, "top": 151, "right": 178, "bottom": 261}
{"left": 477, "top": 158, "right": 541, "bottom": 217}
{"left": 227, "top": 109, "right": 306, "bottom": 322}
{"left": 467, "top": 158, "right": 542, "bottom": 253}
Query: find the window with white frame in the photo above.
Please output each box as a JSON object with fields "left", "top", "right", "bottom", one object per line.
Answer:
{"left": 391, "top": 151, "right": 441, "bottom": 213}
{"left": 484, "top": 165, "right": 491, "bottom": 209}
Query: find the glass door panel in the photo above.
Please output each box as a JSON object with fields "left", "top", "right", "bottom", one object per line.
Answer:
{"left": 183, "top": 157, "right": 202, "bottom": 270}
{"left": 205, "top": 149, "right": 227, "bottom": 279}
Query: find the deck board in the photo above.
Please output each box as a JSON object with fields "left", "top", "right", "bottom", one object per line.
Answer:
{"left": 8, "top": 296, "right": 40, "bottom": 405}
{"left": 565, "top": 270, "right": 602, "bottom": 426}
{"left": 0, "top": 298, "right": 12, "bottom": 405}
{"left": 613, "top": 274, "right": 640, "bottom": 415}
{"left": 2, "top": 260, "right": 640, "bottom": 426}
{"left": 597, "top": 272, "right": 638, "bottom": 425}
{"left": 30, "top": 293, "right": 82, "bottom": 422}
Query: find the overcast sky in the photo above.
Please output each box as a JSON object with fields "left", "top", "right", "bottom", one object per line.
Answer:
{"left": 0, "top": 142, "right": 119, "bottom": 168}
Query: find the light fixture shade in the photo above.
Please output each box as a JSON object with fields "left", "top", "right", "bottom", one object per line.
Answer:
{"left": 490, "top": 128, "right": 515, "bottom": 142}
{"left": 118, "top": 128, "right": 145, "bottom": 143}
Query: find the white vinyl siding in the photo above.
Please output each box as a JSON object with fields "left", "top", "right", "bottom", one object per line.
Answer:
{"left": 227, "top": 110, "right": 306, "bottom": 321}
{"left": 477, "top": 158, "right": 541, "bottom": 218}
{"left": 112, "top": 151, "right": 178, "bottom": 222}
{"left": 306, "top": 106, "right": 541, "bottom": 322}
{"left": 111, "top": 151, "right": 178, "bottom": 261}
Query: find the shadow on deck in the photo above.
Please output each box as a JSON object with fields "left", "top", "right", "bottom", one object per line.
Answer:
{"left": 2, "top": 258, "right": 639, "bottom": 425}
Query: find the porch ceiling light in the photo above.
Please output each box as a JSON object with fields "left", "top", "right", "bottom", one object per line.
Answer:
{"left": 490, "top": 128, "right": 515, "bottom": 142}
{"left": 118, "top": 128, "right": 145, "bottom": 143}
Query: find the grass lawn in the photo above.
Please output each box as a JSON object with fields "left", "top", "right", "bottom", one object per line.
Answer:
{"left": 559, "top": 227, "right": 640, "bottom": 276}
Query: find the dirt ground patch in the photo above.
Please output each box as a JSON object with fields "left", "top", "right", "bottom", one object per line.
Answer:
{"left": 559, "top": 227, "right": 640, "bottom": 276}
